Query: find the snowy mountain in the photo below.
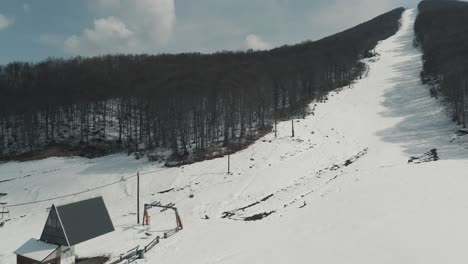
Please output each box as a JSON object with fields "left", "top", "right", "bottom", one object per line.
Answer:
{"left": 1, "top": 8, "right": 468, "bottom": 264}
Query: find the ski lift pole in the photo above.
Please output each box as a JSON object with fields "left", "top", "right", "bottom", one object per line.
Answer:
{"left": 174, "top": 208, "right": 183, "bottom": 230}
{"left": 289, "top": 107, "right": 303, "bottom": 138}
{"left": 274, "top": 109, "right": 278, "bottom": 138}
{"left": 137, "top": 172, "right": 140, "bottom": 224}
{"left": 142, "top": 204, "right": 148, "bottom": 226}
{"left": 291, "top": 118, "right": 295, "bottom": 138}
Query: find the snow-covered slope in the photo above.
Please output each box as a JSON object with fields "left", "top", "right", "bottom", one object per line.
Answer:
{"left": 2, "top": 9, "right": 468, "bottom": 264}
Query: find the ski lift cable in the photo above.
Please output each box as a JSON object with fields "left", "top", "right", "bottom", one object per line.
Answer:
{"left": 5, "top": 158, "right": 226, "bottom": 209}
{"left": 5, "top": 167, "right": 172, "bottom": 208}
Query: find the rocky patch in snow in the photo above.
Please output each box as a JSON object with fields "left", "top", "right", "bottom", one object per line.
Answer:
{"left": 243, "top": 211, "right": 276, "bottom": 221}
{"left": 408, "top": 149, "right": 439, "bottom": 164}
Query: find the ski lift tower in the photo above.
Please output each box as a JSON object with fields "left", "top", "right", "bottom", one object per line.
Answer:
{"left": 142, "top": 201, "right": 183, "bottom": 232}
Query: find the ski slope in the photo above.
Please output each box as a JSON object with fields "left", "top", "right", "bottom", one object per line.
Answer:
{"left": 2, "top": 9, "right": 468, "bottom": 264}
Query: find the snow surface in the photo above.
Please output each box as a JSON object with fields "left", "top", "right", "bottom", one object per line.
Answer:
{"left": 14, "top": 239, "right": 58, "bottom": 262}
{"left": 1, "top": 9, "right": 468, "bottom": 264}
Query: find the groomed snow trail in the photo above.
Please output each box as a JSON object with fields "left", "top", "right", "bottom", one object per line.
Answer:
{"left": 1, "top": 9, "right": 468, "bottom": 264}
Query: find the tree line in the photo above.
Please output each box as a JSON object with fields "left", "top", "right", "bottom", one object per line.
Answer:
{"left": 415, "top": 0, "right": 468, "bottom": 128}
{"left": 0, "top": 8, "right": 404, "bottom": 160}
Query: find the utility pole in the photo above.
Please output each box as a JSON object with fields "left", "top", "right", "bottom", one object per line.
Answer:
{"left": 291, "top": 118, "right": 295, "bottom": 138}
{"left": 137, "top": 172, "right": 140, "bottom": 224}
{"left": 464, "top": 79, "right": 467, "bottom": 128}
{"left": 227, "top": 154, "right": 231, "bottom": 174}
{"left": 275, "top": 119, "right": 277, "bottom": 138}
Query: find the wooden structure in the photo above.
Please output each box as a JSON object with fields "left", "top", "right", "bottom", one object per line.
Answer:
{"left": 14, "top": 197, "right": 114, "bottom": 264}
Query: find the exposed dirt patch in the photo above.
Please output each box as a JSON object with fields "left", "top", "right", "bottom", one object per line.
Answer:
{"left": 0, "top": 179, "right": 13, "bottom": 184}
{"left": 408, "top": 149, "right": 439, "bottom": 164}
{"left": 222, "top": 194, "right": 274, "bottom": 219}
{"left": 221, "top": 211, "right": 236, "bottom": 219}
{"left": 243, "top": 211, "right": 275, "bottom": 221}
{"left": 158, "top": 188, "right": 175, "bottom": 194}
{"left": 238, "top": 194, "right": 274, "bottom": 211}
{"left": 330, "top": 148, "right": 368, "bottom": 171}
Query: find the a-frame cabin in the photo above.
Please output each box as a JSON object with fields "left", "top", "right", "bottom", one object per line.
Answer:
{"left": 15, "top": 197, "right": 114, "bottom": 264}
{"left": 40, "top": 204, "right": 68, "bottom": 246}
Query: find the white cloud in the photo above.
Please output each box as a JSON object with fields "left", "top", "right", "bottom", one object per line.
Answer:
{"left": 65, "top": 16, "right": 135, "bottom": 55}
{"left": 245, "top": 34, "right": 273, "bottom": 50}
{"left": 0, "top": 14, "right": 14, "bottom": 31}
{"left": 65, "top": 0, "right": 175, "bottom": 56}
{"left": 23, "top": 3, "right": 31, "bottom": 13}
{"left": 132, "top": 0, "right": 175, "bottom": 45}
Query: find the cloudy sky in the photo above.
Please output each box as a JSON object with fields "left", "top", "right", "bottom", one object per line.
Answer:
{"left": 0, "top": 0, "right": 420, "bottom": 64}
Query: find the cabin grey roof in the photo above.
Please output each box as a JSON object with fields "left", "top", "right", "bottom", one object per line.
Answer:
{"left": 40, "top": 196, "right": 114, "bottom": 246}
{"left": 14, "top": 239, "right": 59, "bottom": 262}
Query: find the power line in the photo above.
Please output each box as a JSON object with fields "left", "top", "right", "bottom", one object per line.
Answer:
{"left": 5, "top": 167, "right": 172, "bottom": 208}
